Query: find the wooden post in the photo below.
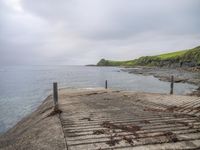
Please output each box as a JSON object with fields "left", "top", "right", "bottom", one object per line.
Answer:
{"left": 170, "top": 76, "right": 174, "bottom": 95}
{"left": 53, "top": 82, "right": 58, "bottom": 110}
{"left": 105, "top": 80, "right": 108, "bottom": 89}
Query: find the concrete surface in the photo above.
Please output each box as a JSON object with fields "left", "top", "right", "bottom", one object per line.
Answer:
{"left": 1, "top": 88, "right": 200, "bottom": 150}
{"left": 58, "top": 89, "right": 200, "bottom": 150}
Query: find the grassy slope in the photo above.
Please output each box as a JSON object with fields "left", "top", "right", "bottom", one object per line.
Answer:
{"left": 97, "top": 46, "right": 200, "bottom": 67}
{"left": 157, "top": 50, "right": 188, "bottom": 59}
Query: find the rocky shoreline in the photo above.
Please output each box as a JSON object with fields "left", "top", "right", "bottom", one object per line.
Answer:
{"left": 122, "top": 67, "right": 200, "bottom": 96}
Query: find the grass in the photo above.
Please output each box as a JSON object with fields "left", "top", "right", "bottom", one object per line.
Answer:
{"left": 97, "top": 46, "right": 200, "bottom": 67}
{"left": 157, "top": 50, "right": 188, "bottom": 60}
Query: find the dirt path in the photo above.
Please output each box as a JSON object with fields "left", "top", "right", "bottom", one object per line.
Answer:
{"left": 58, "top": 89, "right": 200, "bottom": 150}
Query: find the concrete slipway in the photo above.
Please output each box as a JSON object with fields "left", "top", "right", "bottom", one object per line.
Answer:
{"left": 1, "top": 88, "right": 200, "bottom": 150}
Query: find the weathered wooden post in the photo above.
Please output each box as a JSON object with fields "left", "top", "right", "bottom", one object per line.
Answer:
{"left": 105, "top": 80, "right": 108, "bottom": 89}
{"left": 53, "top": 82, "right": 58, "bottom": 110}
{"left": 170, "top": 75, "right": 174, "bottom": 95}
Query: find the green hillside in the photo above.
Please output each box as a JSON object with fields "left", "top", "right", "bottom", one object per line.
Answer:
{"left": 97, "top": 46, "right": 200, "bottom": 67}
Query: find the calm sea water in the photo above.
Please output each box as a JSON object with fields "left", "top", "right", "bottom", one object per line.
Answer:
{"left": 0, "top": 66, "right": 197, "bottom": 133}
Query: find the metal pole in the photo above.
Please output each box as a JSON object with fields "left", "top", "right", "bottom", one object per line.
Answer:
{"left": 105, "top": 80, "right": 108, "bottom": 89}
{"left": 53, "top": 82, "right": 58, "bottom": 109}
{"left": 170, "top": 76, "right": 174, "bottom": 95}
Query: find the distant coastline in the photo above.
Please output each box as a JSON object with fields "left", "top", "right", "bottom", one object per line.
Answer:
{"left": 85, "top": 64, "right": 96, "bottom": 66}
{"left": 94, "top": 45, "right": 200, "bottom": 96}
{"left": 96, "top": 45, "right": 200, "bottom": 69}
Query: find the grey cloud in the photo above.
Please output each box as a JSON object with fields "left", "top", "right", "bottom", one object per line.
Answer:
{"left": 0, "top": 0, "right": 200, "bottom": 65}
{"left": 21, "top": 0, "right": 200, "bottom": 40}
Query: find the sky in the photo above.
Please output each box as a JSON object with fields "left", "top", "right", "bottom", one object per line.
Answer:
{"left": 0, "top": 0, "right": 200, "bottom": 65}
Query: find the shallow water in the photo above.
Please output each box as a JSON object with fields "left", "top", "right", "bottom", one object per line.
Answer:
{"left": 0, "top": 66, "right": 197, "bottom": 133}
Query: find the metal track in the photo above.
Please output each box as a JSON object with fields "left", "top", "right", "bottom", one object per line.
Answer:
{"left": 59, "top": 90, "right": 200, "bottom": 150}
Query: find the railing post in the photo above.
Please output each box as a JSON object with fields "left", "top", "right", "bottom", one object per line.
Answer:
{"left": 170, "top": 75, "right": 174, "bottom": 95}
{"left": 53, "top": 82, "right": 58, "bottom": 110}
{"left": 105, "top": 80, "right": 108, "bottom": 89}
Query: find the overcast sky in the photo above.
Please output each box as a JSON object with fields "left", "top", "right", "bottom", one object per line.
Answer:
{"left": 0, "top": 0, "right": 200, "bottom": 65}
